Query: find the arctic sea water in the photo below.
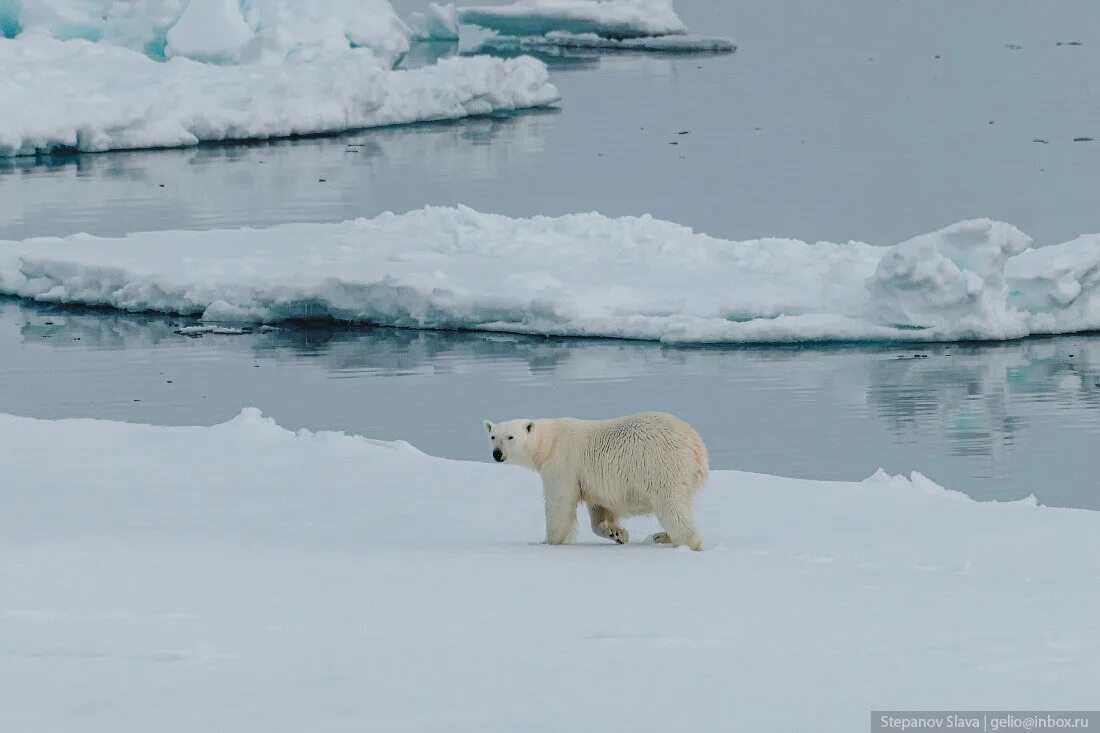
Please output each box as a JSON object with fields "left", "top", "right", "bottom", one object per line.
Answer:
{"left": 2, "top": 0, "right": 1099, "bottom": 507}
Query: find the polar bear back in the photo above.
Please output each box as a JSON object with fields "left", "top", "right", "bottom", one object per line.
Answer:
{"left": 543, "top": 412, "right": 708, "bottom": 517}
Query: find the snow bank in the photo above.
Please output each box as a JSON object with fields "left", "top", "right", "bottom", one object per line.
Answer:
{"left": 0, "top": 37, "right": 559, "bottom": 156}
{"left": 477, "top": 29, "right": 735, "bottom": 53}
{"left": 3, "top": 206, "right": 1099, "bottom": 342}
{"left": 0, "top": 0, "right": 413, "bottom": 65}
{"left": 408, "top": 2, "right": 460, "bottom": 42}
{"left": 458, "top": 0, "right": 687, "bottom": 40}
{"left": 1, "top": 409, "right": 1097, "bottom": 731}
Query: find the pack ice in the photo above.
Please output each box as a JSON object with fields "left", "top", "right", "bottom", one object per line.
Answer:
{"left": 1, "top": 409, "right": 1097, "bottom": 731}
{"left": 2, "top": 206, "right": 1098, "bottom": 342}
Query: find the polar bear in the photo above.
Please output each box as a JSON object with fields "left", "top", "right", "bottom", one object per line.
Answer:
{"left": 483, "top": 412, "right": 708, "bottom": 550}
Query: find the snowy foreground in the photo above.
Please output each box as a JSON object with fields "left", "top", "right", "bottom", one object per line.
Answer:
{"left": 3, "top": 206, "right": 1099, "bottom": 342}
{"left": 1, "top": 409, "right": 1097, "bottom": 731}
{"left": 0, "top": 37, "right": 558, "bottom": 156}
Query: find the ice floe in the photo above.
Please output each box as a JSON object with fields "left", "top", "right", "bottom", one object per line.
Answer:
{"left": 2, "top": 207, "right": 1098, "bottom": 342}
{"left": 0, "top": 37, "right": 559, "bottom": 156}
{"left": 456, "top": 0, "right": 688, "bottom": 40}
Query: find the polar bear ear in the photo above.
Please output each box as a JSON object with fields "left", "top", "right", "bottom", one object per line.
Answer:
{"left": 483, "top": 420, "right": 495, "bottom": 434}
{"left": 526, "top": 421, "right": 534, "bottom": 433}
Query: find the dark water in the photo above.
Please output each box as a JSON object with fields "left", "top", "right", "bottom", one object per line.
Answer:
{"left": 3, "top": 0, "right": 1100, "bottom": 246}
{"left": 3, "top": 300, "right": 1099, "bottom": 508}
{"left": 2, "top": 1, "right": 1100, "bottom": 507}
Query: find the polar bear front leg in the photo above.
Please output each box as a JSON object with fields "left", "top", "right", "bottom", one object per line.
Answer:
{"left": 588, "top": 504, "right": 628, "bottom": 544}
{"left": 542, "top": 479, "right": 580, "bottom": 545}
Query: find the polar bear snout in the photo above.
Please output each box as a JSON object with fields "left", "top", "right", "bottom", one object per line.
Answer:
{"left": 492, "top": 448, "right": 504, "bottom": 462}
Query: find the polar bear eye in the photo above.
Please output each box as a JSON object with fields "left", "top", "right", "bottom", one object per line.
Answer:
{"left": 507, "top": 436, "right": 514, "bottom": 440}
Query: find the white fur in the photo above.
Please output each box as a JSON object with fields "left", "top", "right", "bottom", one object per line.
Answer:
{"left": 483, "top": 412, "right": 708, "bottom": 550}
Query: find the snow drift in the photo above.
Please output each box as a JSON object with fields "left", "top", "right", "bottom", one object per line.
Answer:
{"left": 1, "top": 409, "right": 1098, "bottom": 731}
{"left": 3, "top": 206, "right": 1099, "bottom": 343}
{"left": 457, "top": 0, "right": 688, "bottom": 40}
{"left": 0, "top": 37, "right": 559, "bottom": 157}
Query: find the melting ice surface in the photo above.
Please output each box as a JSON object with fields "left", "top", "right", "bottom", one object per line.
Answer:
{"left": 2, "top": 206, "right": 1098, "bottom": 343}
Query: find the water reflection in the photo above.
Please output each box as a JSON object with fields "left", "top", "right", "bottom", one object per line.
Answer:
{"left": 0, "top": 109, "right": 558, "bottom": 240}
{"left": 4, "top": 300, "right": 1099, "bottom": 508}
{"left": 867, "top": 343, "right": 1100, "bottom": 459}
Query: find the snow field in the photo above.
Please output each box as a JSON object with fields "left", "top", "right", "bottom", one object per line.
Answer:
{"left": 2, "top": 409, "right": 1097, "bottom": 732}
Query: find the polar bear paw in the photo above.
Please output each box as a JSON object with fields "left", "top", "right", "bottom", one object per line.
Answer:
{"left": 651, "top": 531, "right": 703, "bottom": 551}
{"left": 597, "top": 521, "right": 629, "bottom": 545}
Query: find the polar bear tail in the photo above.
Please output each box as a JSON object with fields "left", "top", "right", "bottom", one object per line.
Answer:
{"left": 690, "top": 435, "right": 709, "bottom": 493}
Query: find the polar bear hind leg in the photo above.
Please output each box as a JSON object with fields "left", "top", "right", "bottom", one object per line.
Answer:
{"left": 652, "top": 498, "right": 702, "bottom": 551}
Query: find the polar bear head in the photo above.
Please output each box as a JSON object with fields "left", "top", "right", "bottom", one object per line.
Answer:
{"left": 483, "top": 418, "right": 536, "bottom": 467}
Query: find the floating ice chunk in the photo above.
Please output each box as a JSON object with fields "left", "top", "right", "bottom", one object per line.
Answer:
{"left": 164, "top": 0, "right": 253, "bottom": 63}
{"left": 0, "top": 37, "right": 559, "bottom": 156}
{"left": 477, "top": 29, "right": 734, "bottom": 53}
{"left": 867, "top": 219, "right": 1033, "bottom": 339}
{"left": 458, "top": 0, "right": 687, "bottom": 40}
{"left": 3, "top": 207, "right": 1099, "bottom": 343}
{"left": 408, "top": 2, "right": 460, "bottom": 41}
